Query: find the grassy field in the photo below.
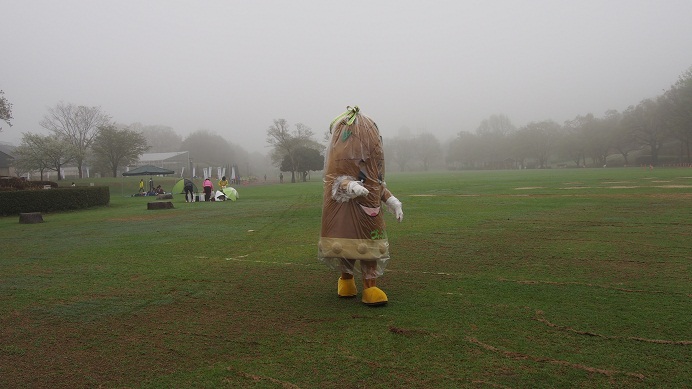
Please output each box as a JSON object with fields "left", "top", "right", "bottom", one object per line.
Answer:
{"left": 1, "top": 168, "right": 690, "bottom": 388}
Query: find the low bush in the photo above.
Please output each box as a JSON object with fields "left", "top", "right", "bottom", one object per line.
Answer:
{"left": 0, "top": 186, "right": 110, "bottom": 216}
{"left": 0, "top": 176, "right": 58, "bottom": 191}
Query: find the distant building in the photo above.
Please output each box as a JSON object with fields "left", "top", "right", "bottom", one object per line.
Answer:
{"left": 0, "top": 144, "right": 16, "bottom": 177}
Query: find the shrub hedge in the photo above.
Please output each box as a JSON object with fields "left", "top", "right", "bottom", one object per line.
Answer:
{"left": 0, "top": 186, "right": 110, "bottom": 216}
{"left": 0, "top": 176, "right": 58, "bottom": 191}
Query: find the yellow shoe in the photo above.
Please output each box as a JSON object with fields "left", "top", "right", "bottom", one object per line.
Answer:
{"left": 362, "top": 287, "right": 388, "bottom": 306}
{"left": 338, "top": 277, "right": 357, "bottom": 298}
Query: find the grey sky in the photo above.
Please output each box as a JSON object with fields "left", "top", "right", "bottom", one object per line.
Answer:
{"left": 2, "top": 0, "right": 692, "bottom": 153}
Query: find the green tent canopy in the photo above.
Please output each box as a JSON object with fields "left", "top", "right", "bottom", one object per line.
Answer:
{"left": 172, "top": 178, "right": 199, "bottom": 194}
{"left": 122, "top": 165, "right": 175, "bottom": 176}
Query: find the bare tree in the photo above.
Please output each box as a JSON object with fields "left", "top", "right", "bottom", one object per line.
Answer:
{"left": 40, "top": 103, "right": 111, "bottom": 178}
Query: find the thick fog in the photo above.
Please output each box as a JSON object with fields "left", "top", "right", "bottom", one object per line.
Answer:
{"left": 2, "top": 0, "right": 692, "bottom": 153}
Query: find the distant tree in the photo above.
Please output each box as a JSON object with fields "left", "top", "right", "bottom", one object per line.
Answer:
{"left": 246, "top": 150, "right": 273, "bottom": 180}
{"left": 0, "top": 90, "right": 13, "bottom": 131}
{"left": 91, "top": 125, "right": 150, "bottom": 177}
{"left": 475, "top": 114, "right": 516, "bottom": 169}
{"left": 180, "top": 130, "right": 232, "bottom": 168}
{"left": 582, "top": 115, "right": 613, "bottom": 167}
{"left": 561, "top": 114, "right": 593, "bottom": 167}
{"left": 663, "top": 67, "right": 692, "bottom": 163}
{"left": 281, "top": 146, "right": 324, "bottom": 181}
{"left": 13, "top": 133, "right": 77, "bottom": 180}
{"left": 413, "top": 133, "right": 442, "bottom": 171}
{"left": 267, "top": 120, "right": 322, "bottom": 183}
{"left": 446, "top": 131, "right": 483, "bottom": 169}
{"left": 623, "top": 98, "right": 671, "bottom": 166}
{"left": 516, "top": 120, "right": 562, "bottom": 168}
{"left": 602, "top": 110, "right": 638, "bottom": 166}
{"left": 130, "top": 123, "right": 183, "bottom": 152}
{"left": 507, "top": 131, "right": 529, "bottom": 168}
{"left": 476, "top": 114, "right": 516, "bottom": 137}
{"left": 40, "top": 103, "right": 112, "bottom": 178}
{"left": 386, "top": 136, "right": 415, "bottom": 172}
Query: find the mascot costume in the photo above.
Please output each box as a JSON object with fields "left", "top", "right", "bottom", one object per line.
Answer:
{"left": 318, "top": 106, "right": 404, "bottom": 306}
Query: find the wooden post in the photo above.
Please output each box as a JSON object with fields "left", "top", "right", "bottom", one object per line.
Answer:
{"left": 19, "top": 212, "right": 44, "bottom": 223}
{"left": 147, "top": 202, "right": 174, "bottom": 210}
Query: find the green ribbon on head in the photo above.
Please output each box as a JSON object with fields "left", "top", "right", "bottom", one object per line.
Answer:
{"left": 346, "top": 105, "right": 359, "bottom": 125}
{"left": 329, "top": 105, "right": 360, "bottom": 133}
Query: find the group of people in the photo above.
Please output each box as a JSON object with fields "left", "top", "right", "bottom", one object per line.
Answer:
{"left": 137, "top": 179, "right": 164, "bottom": 196}
{"left": 184, "top": 176, "right": 231, "bottom": 202}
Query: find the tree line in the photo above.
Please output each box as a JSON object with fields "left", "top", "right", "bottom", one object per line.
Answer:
{"left": 6, "top": 65, "right": 691, "bottom": 181}
{"left": 264, "top": 66, "right": 692, "bottom": 177}
{"left": 12, "top": 103, "right": 150, "bottom": 180}
{"left": 440, "top": 66, "right": 692, "bottom": 170}
{"left": 9, "top": 103, "right": 266, "bottom": 181}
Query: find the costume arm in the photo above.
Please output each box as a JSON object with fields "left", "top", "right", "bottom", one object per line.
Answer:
{"left": 331, "top": 175, "right": 369, "bottom": 202}
{"left": 381, "top": 187, "right": 404, "bottom": 222}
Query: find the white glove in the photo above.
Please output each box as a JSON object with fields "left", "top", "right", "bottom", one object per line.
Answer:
{"left": 385, "top": 196, "right": 404, "bottom": 222}
{"left": 347, "top": 180, "right": 369, "bottom": 197}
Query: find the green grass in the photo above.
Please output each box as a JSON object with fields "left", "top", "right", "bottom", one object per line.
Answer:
{"left": 1, "top": 168, "right": 690, "bottom": 388}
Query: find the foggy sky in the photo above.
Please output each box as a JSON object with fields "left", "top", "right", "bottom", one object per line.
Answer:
{"left": 2, "top": 0, "right": 692, "bottom": 153}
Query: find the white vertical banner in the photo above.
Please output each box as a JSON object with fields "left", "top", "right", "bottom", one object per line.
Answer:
{"left": 209, "top": 167, "right": 213, "bottom": 178}
{"left": 192, "top": 167, "right": 196, "bottom": 177}
{"left": 221, "top": 167, "right": 226, "bottom": 178}
{"left": 86, "top": 167, "right": 90, "bottom": 178}
{"left": 217, "top": 167, "right": 222, "bottom": 179}
{"left": 180, "top": 167, "right": 185, "bottom": 177}
{"left": 231, "top": 166, "right": 237, "bottom": 180}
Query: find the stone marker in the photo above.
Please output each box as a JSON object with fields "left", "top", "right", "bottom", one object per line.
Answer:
{"left": 19, "top": 212, "right": 44, "bottom": 223}
{"left": 147, "top": 202, "right": 174, "bottom": 210}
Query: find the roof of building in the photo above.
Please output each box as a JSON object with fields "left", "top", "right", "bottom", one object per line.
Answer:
{"left": 139, "top": 151, "right": 188, "bottom": 162}
{"left": 0, "top": 143, "right": 15, "bottom": 157}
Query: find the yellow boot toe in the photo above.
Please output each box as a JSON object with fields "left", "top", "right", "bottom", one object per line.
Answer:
{"left": 362, "top": 286, "right": 388, "bottom": 306}
{"left": 338, "top": 277, "right": 357, "bottom": 298}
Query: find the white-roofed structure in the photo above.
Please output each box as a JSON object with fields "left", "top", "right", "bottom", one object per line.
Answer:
{"left": 127, "top": 151, "right": 190, "bottom": 177}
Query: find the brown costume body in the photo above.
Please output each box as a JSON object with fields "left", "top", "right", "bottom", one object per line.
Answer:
{"left": 318, "top": 109, "right": 394, "bottom": 280}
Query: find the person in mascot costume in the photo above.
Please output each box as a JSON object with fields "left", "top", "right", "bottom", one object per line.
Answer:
{"left": 318, "top": 106, "right": 404, "bottom": 306}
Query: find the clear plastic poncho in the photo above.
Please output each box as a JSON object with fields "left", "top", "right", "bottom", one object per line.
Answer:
{"left": 318, "top": 106, "right": 396, "bottom": 279}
